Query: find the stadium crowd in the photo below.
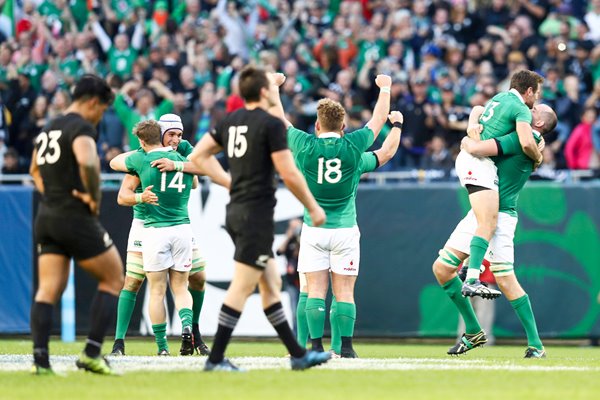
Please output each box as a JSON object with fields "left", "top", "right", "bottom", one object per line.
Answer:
{"left": 1, "top": 0, "right": 600, "bottom": 176}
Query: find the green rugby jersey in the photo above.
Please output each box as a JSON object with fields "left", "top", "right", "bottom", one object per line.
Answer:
{"left": 130, "top": 140, "right": 195, "bottom": 223}
{"left": 108, "top": 48, "right": 138, "bottom": 79}
{"left": 287, "top": 126, "right": 375, "bottom": 228}
{"left": 480, "top": 90, "right": 532, "bottom": 141}
{"left": 494, "top": 131, "right": 542, "bottom": 217}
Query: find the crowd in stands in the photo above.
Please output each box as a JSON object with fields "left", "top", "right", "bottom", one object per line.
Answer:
{"left": 1, "top": 0, "right": 600, "bottom": 178}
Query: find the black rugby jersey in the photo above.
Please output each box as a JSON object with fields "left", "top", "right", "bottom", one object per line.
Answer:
{"left": 210, "top": 108, "right": 288, "bottom": 206}
{"left": 35, "top": 113, "right": 98, "bottom": 215}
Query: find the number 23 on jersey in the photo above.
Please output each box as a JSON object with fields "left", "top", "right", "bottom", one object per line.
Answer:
{"left": 36, "top": 130, "right": 63, "bottom": 165}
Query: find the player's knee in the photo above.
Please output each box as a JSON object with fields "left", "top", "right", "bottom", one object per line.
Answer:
{"left": 123, "top": 276, "right": 143, "bottom": 292}
{"left": 434, "top": 249, "right": 461, "bottom": 276}
{"left": 188, "top": 271, "right": 206, "bottom": 290}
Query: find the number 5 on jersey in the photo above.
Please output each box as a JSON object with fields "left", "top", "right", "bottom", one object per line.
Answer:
{"left": 228, "top": 126, "right": 248, "bottom": 158}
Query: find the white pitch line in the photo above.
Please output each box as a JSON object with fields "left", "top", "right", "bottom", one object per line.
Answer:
{"left": 1, "top": 355, "right": 598, "bottom": 373}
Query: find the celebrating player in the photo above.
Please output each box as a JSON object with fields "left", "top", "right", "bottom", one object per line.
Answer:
{"left": 434, "top": 104, "right": 557, "bottom": 357}
{"left": 190, "top": 66, "right": 331, "bottom": 371}
{"left": 110, "top": 114, "right": 229, "bottom": 356}
{"left": 455, "top": 70, "right": 544, "bottom": 299}
{"left": 30, "top": 75, "right": 123, "bottom": 375}
{"left": 270, "top": 72, "right": 400, "bottom": 357}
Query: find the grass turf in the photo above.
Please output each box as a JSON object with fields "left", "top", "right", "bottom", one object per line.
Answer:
{"left": 1, "top": 339, "right": 599, "bottom": 400}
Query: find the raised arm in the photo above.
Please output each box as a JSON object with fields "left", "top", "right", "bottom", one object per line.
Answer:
{"left": 373, "top": 111, "right": 403, "bottom": 167}
{"left": 117, "top": 174, "right": 158, "bottom": 206}
{"left": 365, "top": 74, "right": 392, "bottom": 140}
{"left": 272, "top": 149, "right": 325, "bottom": 227}
{"left": 268, "top": 72, "right": 293, "bottom": 128}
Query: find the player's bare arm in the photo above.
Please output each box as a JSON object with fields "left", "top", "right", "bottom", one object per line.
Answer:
{"left": 467, "top": 106, "right": 485, "bottom": 140}
{"left": 373, "top": 111, "right": 403, "bottom": 167}
{"left": 272, "top": 149, "right": 326, "bottom": 227}
{"left": 29, "top": 148, "right": 45, "bottom": 194}
{"left": 268, "top": 72, "right": 293, "bottom": 129}
{"left": 365, "top": 74, "right": 392, "bottom": 140}
{"left": 516, "top": 121, "right": 543, "bottom": 167}
{"left": 151, "top": 156, "right": 231, "bottom": 189}
{"left": 117, "top": 174, "right": 158, "bottom": 206}
{"left": 460, "top": 137, "right": 499, "bottom": 157}
{"left": 109, "top": 150, "right": 137, "bottom": 172}
{"left": 189, "top": 133, "right": 230, "bottom": 189}
{"left": 71, "top": 135, "right": 102, "bottom": 215}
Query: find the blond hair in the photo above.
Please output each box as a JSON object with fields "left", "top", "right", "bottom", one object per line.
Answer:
{"left": 316, "top": 98, "right": 345, "bottom": 132}
{"left": 134, "top": 120, "right": 162, "bottom": 145}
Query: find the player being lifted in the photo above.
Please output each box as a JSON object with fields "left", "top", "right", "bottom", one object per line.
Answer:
{"left": 435, "top": 104, "right": 556, "bottom": 357}
{"left": 454, "top": 70, "right": 544, "bottom": 299}
{"left": 30, "top": 75, "right": 123, "bottom": 375}
{"left": 191, "top": 66, "right": 331, "bottom": 371}
{"left": 270, "top": 72, "right": 401, "bottom": 357}
{"left": 109, "top": 114, "right": 229, "bottom": 356}
{"left": 110, "top": 120, "right": 198, "bottom": 356}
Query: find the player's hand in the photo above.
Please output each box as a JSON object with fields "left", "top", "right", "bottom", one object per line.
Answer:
{"left": 460, "top": 136, "right": 475, "bottom": 153}
{"left": 375, "top": 74, "right": 392, "bottom": 89}
{"left": 142, "top": 185, "right": 159, "bottom": 206}
{"left": 388, "top": 111, "right": 403, "bottom": 124}
{"left": 309, "top": 206, "right": 326, "bottom": 227}
{"left": 537, "top": 137, "right": 545, "bottom": 153}
{"left": 271, "top": 72, "right": 286, "bottom": 87}
{"left": 72, "top": 189, "right": 100, "bottom": 216}
{"left": 151, "top": 158, "right": 175, "bottom": 172}
{"left": 467, "top": 124, "right": 483, "bottom": 137}
{"left": 533, "top": 156, "right": 543, "bottom": 170}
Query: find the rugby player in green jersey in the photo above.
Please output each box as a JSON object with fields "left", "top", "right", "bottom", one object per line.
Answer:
{"left": 270, "top": 72, "right": 396, "bottom": 357}
{"left": 110, "top": 120, "right": 196, "bottom": 356}
{"left": 455, "top": 70, "right": 545, "bottom": 299}
{"left": 434, "top": 104, "right": 557, "bottom": 357}
{"left": 110, "top": 115, "right": 229, "bottom": 356}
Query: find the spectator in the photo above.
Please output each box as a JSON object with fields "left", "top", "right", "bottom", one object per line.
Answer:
{"left": 193, "top": 82, "right": 224, "bottom": 145}
{"left": 1, "top": 147, "right": 27, "bottom": 180}
{"left": 420, "top": 135, "right": 454, "bottom": 170}
{"left": 565, "top": 108, "right": 599, "bottom": 170}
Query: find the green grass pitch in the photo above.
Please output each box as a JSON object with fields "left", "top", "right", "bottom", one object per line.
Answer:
{"left": 1, "top": 339, "right": 599, "bottom": 400}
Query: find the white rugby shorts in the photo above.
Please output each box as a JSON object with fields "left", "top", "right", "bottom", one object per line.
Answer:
{"left": 126, "top": 218, "right": 145, "bottom": 253}
{"left": 298, "top": 224, "right": 360, "bottom": 276}
{"left": 142, "top": 224, "right": 193, "bottom": 272}
{"left": 455, "top": 150, "right": 498, "bottom": 191}
{"left": 444, "top": 210, "right": 518, "bottom": 264}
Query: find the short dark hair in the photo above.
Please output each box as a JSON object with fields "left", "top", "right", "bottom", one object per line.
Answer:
{"left": 134, "top": 120, "right": 162, "bottom": 145}
{"left": 238, "top": 66, "right": 270, "bottom": 102}
{"left": 509, "top": 70, "right": 544, "bottom": 95}
{"left": 71, "top": 74, "right": 114, "bottom": 105}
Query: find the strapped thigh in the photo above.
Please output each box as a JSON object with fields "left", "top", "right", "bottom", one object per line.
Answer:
{"left": 126, "top": 252, "right": 145, "bottom": 280}
{"left": 490, "top": 262, "right": 514, "bottom": 277}
{"left": 437, "top": 248, "right": 463, "bottom": 269}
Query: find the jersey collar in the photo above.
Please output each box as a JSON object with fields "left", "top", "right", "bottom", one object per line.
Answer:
{"left": 319, "top": 132, "right": 341, "bottom": 139}
{"left": 148, "top": 146, "right": 173, "bottom": 153}
{"left": 509, "top": 88, "right": 526, "bottom": 104}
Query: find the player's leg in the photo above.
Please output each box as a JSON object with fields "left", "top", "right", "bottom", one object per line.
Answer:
{"left": 188, "top": 247, "right": 210, "bottom": 355}
{"left": 305, "top": 270, "right": 329, "bottom": 352}
{"left": 31, "top": 254, "right": 70, "bottom": 373}
{"left": 170, "top": 269, "right": 195, "bottom": 355}
{"left": 75, "top": 245, "right": 123, "bottom": 374}
{"left": 146, "top": 270, "right": 170, "bottom": 355}
{"left": 259, "top": 259, "right": 331, "bottom": 370}
{"left": 206, "top": 260, "right": 263, "bottom": 370}
{"left": 463, "top": 187, "right": 498, "bottom": 288}
{"left": 112, "top": 250, "right": 145, "bottom": 356}
{"left": 296, "top": 273, "right": 309, "bottom": 347}
{"left": 329, "top": 295, "right": 341, "bottom": 356}
{"left": 297, "top": 224, "right": 330, "bottom": 352}
{"left": 331, "top": 273, "right": 357, "bottom": 358}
